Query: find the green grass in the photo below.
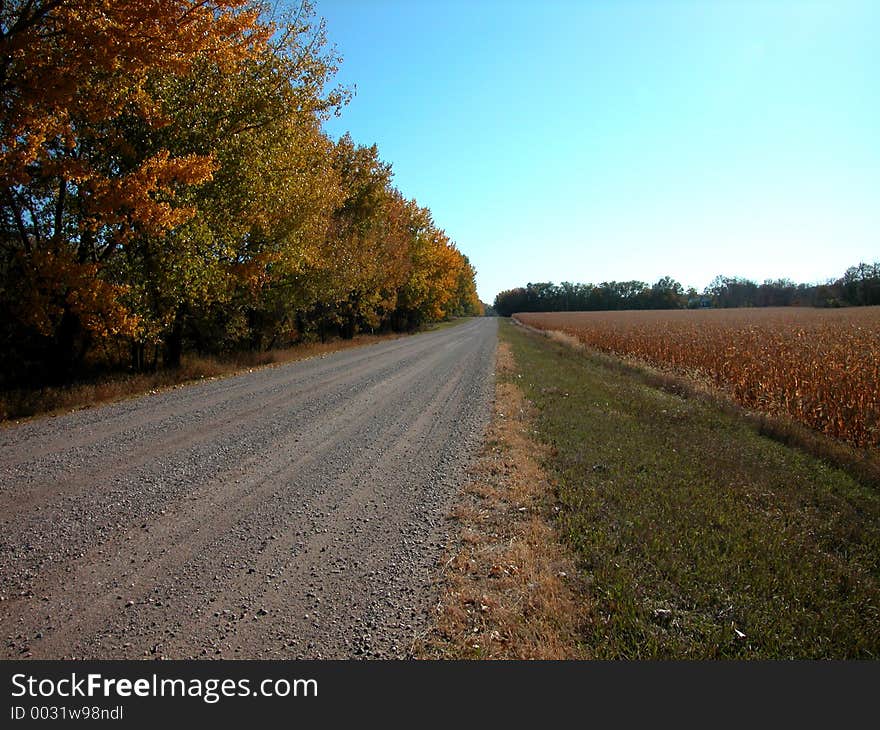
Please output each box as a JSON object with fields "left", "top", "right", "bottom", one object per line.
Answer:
{"left": 500, "top": 319, "right": 880, "bottom": 658}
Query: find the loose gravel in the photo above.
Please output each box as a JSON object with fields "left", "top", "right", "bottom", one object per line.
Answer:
{"left": 0, "top": 318, "right": 497, "bottom": 659}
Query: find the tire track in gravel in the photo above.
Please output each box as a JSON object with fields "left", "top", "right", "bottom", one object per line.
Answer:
{"left": 0, "top": 330, "right": 455, "bottom": 511}
{"left": 0, "top": 318, "right": 497, "bottom": 658}
{"left": 0, "top": 347, "right": 432, "bottom": 590}
{"left": 182, "top": 342, "right": 479, "bottom": 659}
{"left": 0, "top": 332, "right": 431, "bottom": 470}
{"left": 1, "top": 336, "right": 464, "bottom": 656}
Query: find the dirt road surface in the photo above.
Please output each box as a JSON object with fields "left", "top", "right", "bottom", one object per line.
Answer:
{"left": 0, "top": 318, "right": 497, "bottom": 659}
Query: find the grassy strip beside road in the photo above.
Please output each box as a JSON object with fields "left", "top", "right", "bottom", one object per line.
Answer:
{"left": 418, "top": 339, "right": 586, "bottom": 658}
{"left": 501, "top": 319, "right": 880, "bottom": 658}
{"left": 423, "top": 317, "right": 473, "bottom": 332}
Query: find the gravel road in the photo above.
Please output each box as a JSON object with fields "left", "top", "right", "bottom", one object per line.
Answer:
{"left": 0, "top": 318, "right": 497, "bottom": 659}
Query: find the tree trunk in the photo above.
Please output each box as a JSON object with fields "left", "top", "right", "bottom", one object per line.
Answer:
{"left": 50, "top": 306, "right": 84, "bottom": 383}
{"left": 131, "top": 341, "right": 145, "bottom": 371}
{"left": 164, "top": 310, "right": 185, "bottom": 369}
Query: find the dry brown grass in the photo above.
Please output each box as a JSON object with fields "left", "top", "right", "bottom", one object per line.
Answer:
{"left": 0, "top": 333, "right": 402, "bottom": 425}
{"left": 416, "top": 342, "right": 588, "bottom": 659}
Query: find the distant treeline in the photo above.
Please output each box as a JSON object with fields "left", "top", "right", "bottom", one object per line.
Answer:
{"left": 493, "top": 263, "right": 880, "bottom": 316}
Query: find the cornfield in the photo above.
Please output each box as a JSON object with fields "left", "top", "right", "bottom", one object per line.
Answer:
{"left": 516, "top": 307, "right": 880, "bottom": 448}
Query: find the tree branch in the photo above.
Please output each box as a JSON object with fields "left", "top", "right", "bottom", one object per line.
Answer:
{"left": 51, "top": 176, "right": 66, "bottom": 245}
{"left": 4, "top": 189, "right": 32, "bottom": 253}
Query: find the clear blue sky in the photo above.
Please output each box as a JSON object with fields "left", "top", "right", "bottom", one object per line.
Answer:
{"left": 313, "top": 0, "right": 878, "bottom": 302}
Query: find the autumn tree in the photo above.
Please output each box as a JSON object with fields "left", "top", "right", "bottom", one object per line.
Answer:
{"left": 1, "top": 1, "right": 481, "bottom": 385}
{"left": 393, "top": 203, "right": 462, "bottom": 328}
{"left": 309, "top": 136, "right": 411, "bottom": 338}
{"left": 1, "top": 0, "right": 267, "bottom": 381}
{"left": 450, "top": 255, "right": 483, "bottom": 317}
{"left": 106, "top": 3, "right": 347, "bottom": 364}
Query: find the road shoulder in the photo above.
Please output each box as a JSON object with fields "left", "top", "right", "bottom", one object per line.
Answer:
{"left": 417, "top": 336, "right": 587, "bottom": 659}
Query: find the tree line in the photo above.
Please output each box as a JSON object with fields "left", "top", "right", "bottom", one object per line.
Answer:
{"left": 0, "top": 1, "right": 481, "bottom": 388}
{"left": 493, "top": 263, "right": 880, "bottom": 316}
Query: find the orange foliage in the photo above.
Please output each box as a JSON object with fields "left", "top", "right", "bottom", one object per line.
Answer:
{"left": 0, "top": 2, "right": 481, "bottom": 382}
{"left": 1, "top": 1, "right": 265, "bottom": 185}
{"left": 83, "top": 151, "right": 218, "bottom": 239}
{"left": 1, "top": 1, "right": 269, "bottom": 370}
{"left": 18, "top": 249, "right": 138, "bottom": 340}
